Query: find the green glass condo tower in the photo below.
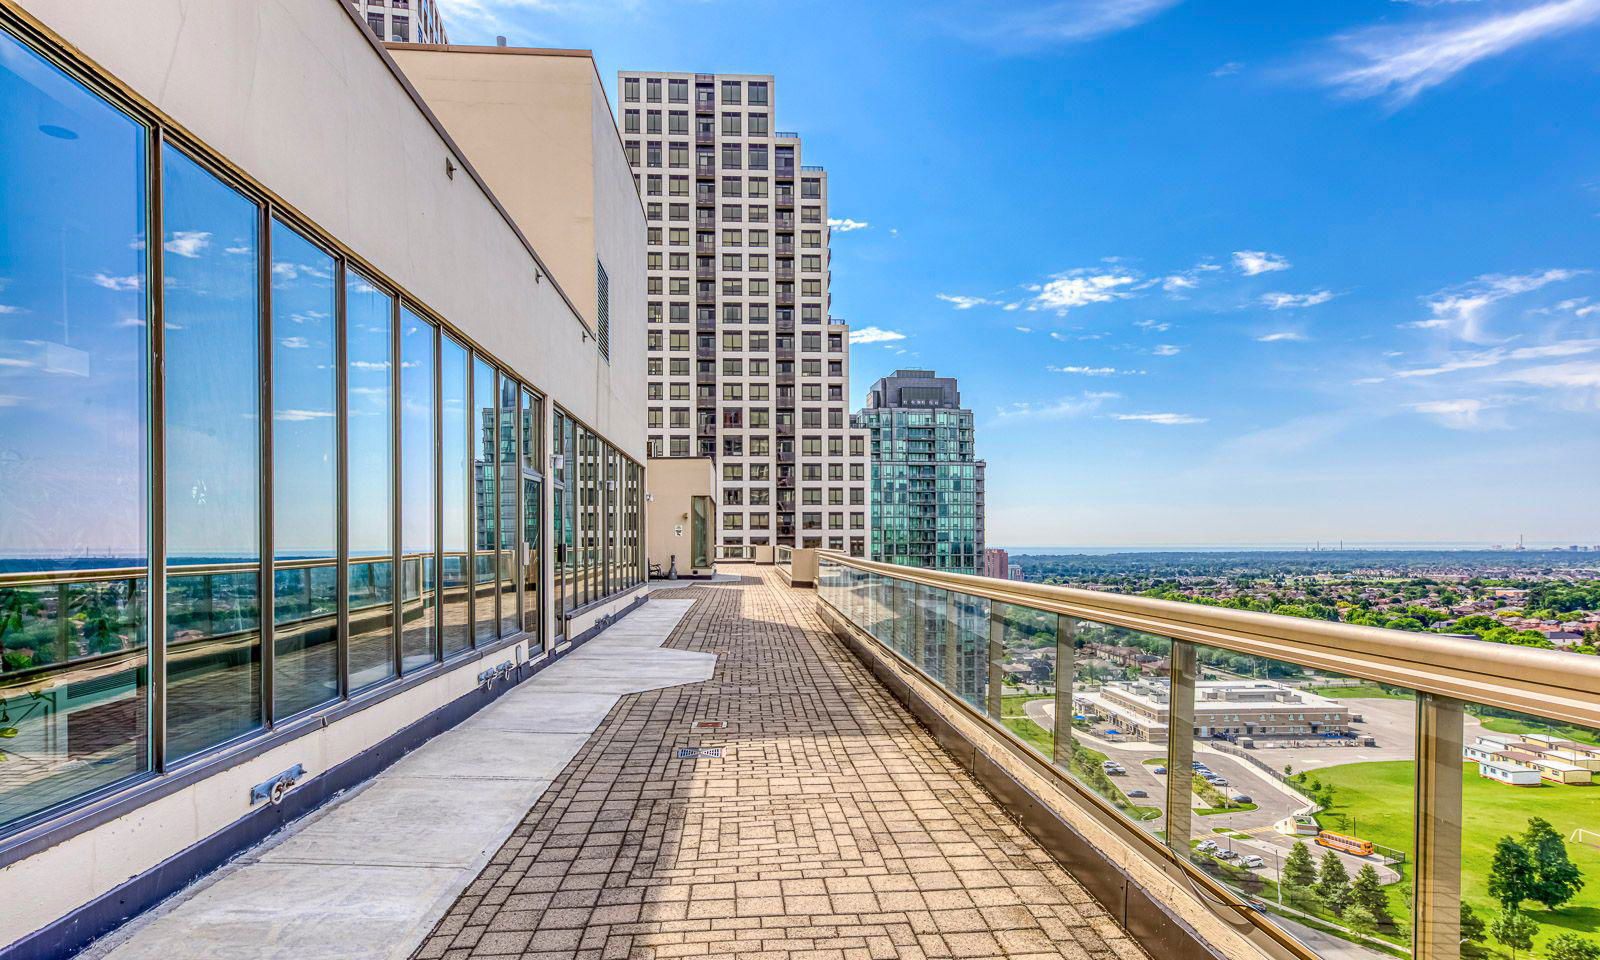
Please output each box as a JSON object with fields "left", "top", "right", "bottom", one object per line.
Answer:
{"left": 854, "top": 370, "right": 986, "bottom": 573}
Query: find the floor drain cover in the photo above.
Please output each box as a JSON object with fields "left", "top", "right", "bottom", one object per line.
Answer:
{"left": 677, "top": 747, "right": 723, "bottom": 759}
{"left": 693, "top": 720, "right": 727, "bottom": 730}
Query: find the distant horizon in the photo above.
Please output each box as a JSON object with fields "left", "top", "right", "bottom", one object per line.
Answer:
{"left": 994, "top": 540, "right": 1600, "bottom": 555}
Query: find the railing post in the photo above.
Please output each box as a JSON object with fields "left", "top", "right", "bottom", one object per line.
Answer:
{"left": 1414, "top": 693, "right": 1464, "bottom": 960}
{"left": 1052, "top": 614, "right": 1075, "bottom": 768}
{"left": 1165, "top": 641, "right": 1197, "bottom": 854}
{"left": 986, "top": 605, "right": 1003, "bottom": 720}
{"left": 909, "top": 580, "right": 925, "bottom": 673}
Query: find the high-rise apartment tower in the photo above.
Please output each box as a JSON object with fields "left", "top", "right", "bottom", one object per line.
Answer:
{"left": 350, "top": 0, "right": 446, "bottom": 43}
{"left": 855, "top": 370, "right": 986, "bottom": 573}
{"left": 618, "top": 71, "right": 868, "bottom": 556}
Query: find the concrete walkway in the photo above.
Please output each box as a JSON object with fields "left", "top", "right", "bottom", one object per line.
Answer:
{"left": 413, "top": 569, "right": 1147, "bottom": 960}
{"left": 83, "top": 599, "right": 712, "bottom": 960}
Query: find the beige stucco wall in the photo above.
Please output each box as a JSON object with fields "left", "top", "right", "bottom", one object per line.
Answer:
{"left": 645, "top": 458, "right": 718, "bottom": 576}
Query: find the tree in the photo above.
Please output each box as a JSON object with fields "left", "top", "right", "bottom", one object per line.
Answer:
{"left": 1490, "top": 909, "right": 1538, "bottom": 960}
{"left": 1461, "top": 902, "right": 1487, "bottom": 955}
{"left": 1344, "top": 905, "right": 1378, "bottom": 938}
{"left": 1316, "top": 850, "right": 1352, "bottom": 915}
{"left": 1547, "top": 934, "right": 1600, "bottom": 960}
{"left": 1524, "top": 817, "right": 1585, "bottom": 910}
{"left": 1282, "top": 841, "right": 1318, "bottom": 890}
{"left": 1489, "top": 836, "right": 1537, "bottom": 910}
{"left": 1350, "top": 864, "right": 1392, "bottom": 926}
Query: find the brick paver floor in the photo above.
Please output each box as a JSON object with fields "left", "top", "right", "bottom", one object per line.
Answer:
{"left": 414, "top": 567, "right": 1149, "bottom": 960}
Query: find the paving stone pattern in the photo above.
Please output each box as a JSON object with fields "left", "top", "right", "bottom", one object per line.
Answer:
{"left": 414, "top": 567, "right": 1148, "bottom": 960}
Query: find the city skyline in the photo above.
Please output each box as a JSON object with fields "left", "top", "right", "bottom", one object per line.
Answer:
{"left": 431, "top": 0, "right": 1600, "bottom": 547}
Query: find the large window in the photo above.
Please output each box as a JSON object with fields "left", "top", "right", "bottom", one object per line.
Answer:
{"left": 400, "top": 307, "right": 437, "bottom": 673}
{"left": 345, "top": 272, "right": 396, "bottom": 691}
{"left": 162, "top": 145, "right": 263, "bottom": 760}
{"left": 271, "top": 220, "right": 339, "bottom": 716}
{"left": 472, "top": 357, "right": 497, "bottom": 644}
{"left": 520, "top": 390, "right": 543, "bottom": 644}
{"left": 0, "top": 30, "right": 151, "bottom": 827}
{"left": 440, "top": 336, "right": 471, "bottom": 656}
{"left": 497, "top": 372, "right": 518, "bottom": 637}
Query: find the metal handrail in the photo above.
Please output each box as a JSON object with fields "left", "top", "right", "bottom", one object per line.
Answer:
{"left": 814, "top": 550, "right": 1600, "bottom": 730}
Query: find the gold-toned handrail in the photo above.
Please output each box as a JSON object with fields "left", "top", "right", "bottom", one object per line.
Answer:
{"left": 816, "top": 550, "right": 1600, "bottom": 730}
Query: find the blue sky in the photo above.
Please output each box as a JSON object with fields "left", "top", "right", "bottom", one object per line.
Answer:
{"left": 437, "top": 0, "right": 1600, "bottom": 548}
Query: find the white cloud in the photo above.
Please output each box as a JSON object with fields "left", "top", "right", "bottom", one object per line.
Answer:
{"left": 936, "top": 293, "right": 996, "bottom": 309}
{"left": 1261, "top": 290, "right": 1334, "bottom": 309}
{"left": 1113, "top": 412, "right": 1207, "bottom": 425}
{"left": 828, "top": 217, "right": 870, "bottom": 232}
{"left": 1134, "top": 318, "right": 1172, "bottom": 332}
{"left": 1414, "top": 268, "right": 1585, "bottom": 342}
{"left": 1152, "top": 344, "right": 1181, "bottom": 356}
{"left": 91, "top": 273, "right": 142, "bottom": 292}
{"left": 279, "top": 336, "right": 310, "bottom": 350}
{"left": 1257, "top": 331, "right": 1308, "bottom": 342}
{"left": 993, "top": 391, "right": 1116, "bottom": 422}
{"left": 1031, "top": 271, "right": 1139, "bottom": 313}
{"left": 965, "top": 0, "right": 1184, "bottom": 48}
{"left": 1410, "top": 398, "right": 1504, "bottom": 429}
{"left": 163, "top": 230, "right": 211, "bottom": 259}
{"left": 1324, "top": 0, "right": 1600, "bottom": 105}
{"left": 1211, "top": 61, "right": 1245, "bottom": 77}
{"left": 1493, "top": 359, "right": 1600, "bottom": 391}
{"left": 1395, "top": 337, "right": 1600, "bottom": 377}
{"left": 1046, "top": 364, "right": 1148, "bottom": 376}
{"left": 850, "top": 326, "right": 907, "bottom": 345}
{"left": 0, "top": 304, "right": 19, "bottom": 315}
{"left": 274, "top": 408, "right": 336, "bottom": 422}
{"left": 1049, "top": 332, "right": 1069, "bottom": 342}
{"left": 1014, "top": 326, "right": 1033, "bottom": 334}
{"left": 1232, "top": 250, "right": 1291, "bottom": 275}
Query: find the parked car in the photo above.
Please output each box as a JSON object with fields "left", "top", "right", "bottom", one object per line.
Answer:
{"left": 1217, "top": 849, "right": 1240, "bottom": 861}
{"left": 1241, "top": 855, "right": 1265, "bottom": 868}
{"left": 1197, "top": 840, "right": 1218, "bottom": 853}
{"left": 1232, "top": 795, "right": 1253, "bottom": 804}
{"left": 1127, "top": 789, "right": 1148, "bottom": 799}
{"left": 1152, "top": 766, "right": 1167, "bottom": 775}
{"left": 1210, "top": 778, "right": 1229, "bottom": 787}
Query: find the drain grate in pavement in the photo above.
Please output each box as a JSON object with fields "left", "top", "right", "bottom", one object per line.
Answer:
{"left": 676, "top": 747, "right": 723, "bottom": 759}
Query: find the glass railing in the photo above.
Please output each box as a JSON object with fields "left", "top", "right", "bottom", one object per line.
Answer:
{"left": 775, "top": 544, "right": 793, "bottom": 575}
{"left": 814, "top": 552, "right": 1600, "bottom": 960}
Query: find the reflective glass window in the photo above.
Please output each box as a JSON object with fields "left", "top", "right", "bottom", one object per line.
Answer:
{"left": 440, "top": 336, "right": 470, "bottom": 656}
{"left": 400, "top": 307, "right": 436, "bottom": 672}
{"left": 497, "top": 372, "right": 517, "bottom": 636}
{"left": 161, "top": 145, "right": 263, "bottom": 759}
{"left": 472, "top": 356, "right": 496, "bottom": 643}
{"left": 269, "top": 220, "right": 338, "bottom": 716}
{"left": 345, "top": 272, "right": 395, "bottom": 689}
{"left": 0, "top": 31, "right": 151, "bottom": 825}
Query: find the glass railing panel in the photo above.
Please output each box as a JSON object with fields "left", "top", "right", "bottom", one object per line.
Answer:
{"left": 1058, "top": 617, "right": 1169, "bottom": 833}
{"left": 991, "top": 602, "right": 1058, "bottom": 757}
{"left": 1183, "top": 643, "right": 1417, "bottom": 960}
{"left": 946, "top": 589, "right": 989, "bottom": 714}
{"left": 0, "top": 572, "right": 149, "bottom": 829}
{"left": 1455, "top": 705, "right": 1599, "bottom": 960}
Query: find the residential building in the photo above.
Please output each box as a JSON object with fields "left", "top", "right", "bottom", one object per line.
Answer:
{"left": 983, "top": 547, "right": 1010, "bottom": 580}
{"left": 350, "top": 0, "right": 446, "bottom": 43}
{"left": 855, "top": 369, "right": 985, "bottom": 573}
{"left": 617, "top": 70, "right": 868, "bottom": 556}
{"left": 1008, "top": 563, "right": 1023, "bottom": 581}
{"left": 0, "top": 0, "right": 643, "bottom": 948}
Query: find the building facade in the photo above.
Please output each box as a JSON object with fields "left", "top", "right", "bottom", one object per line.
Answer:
{"left": 855, "top": 370, "right": 985, "bottom": 573}
{"left": 350, "top": 0, "right": 446, "bottom": 43}
{"left": 0, "top": 1, "right": 643, "bottom": 951}
{"left": 617, "top": 70, "right": 868, "bottom": 556}
{"left": 983, "top": 547, "right": 1010, "bottom": 580}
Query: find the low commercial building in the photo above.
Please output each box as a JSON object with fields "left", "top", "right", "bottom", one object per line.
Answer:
{"left": 1470, "top": 735, "right": 1594, "bottom": 784}
{"left": 1073, "top": 679, "right": 1353, "bottom": 744}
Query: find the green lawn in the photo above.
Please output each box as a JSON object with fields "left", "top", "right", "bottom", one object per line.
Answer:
{"left": 999, "top": 694, "right": 1161, "bottom": 822}
{"left": 1478, "top": 715, "right": 1600, "bottom": 746}
{"left": 1196, "top": 802, "right": 1259, "bottom": 816}
{"left": 1316, "top": 759, "right": 1600, "bottom": 955}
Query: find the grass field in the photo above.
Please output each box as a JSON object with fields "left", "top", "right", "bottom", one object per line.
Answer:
{"left": 1478, "top": 715, "right": 1600, "bottom": 746}
{"left": 1316, "top": 759, "right": 1600, "bottom": 955}
{"left": 1309, "top": 683, "right": 1415, "bottom": 700}
{"left": 999, "top": 694, "right": 1162, "bottom": 822}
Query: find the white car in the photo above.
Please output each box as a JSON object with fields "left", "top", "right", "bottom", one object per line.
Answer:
{"left": 1241, "top": 855, "right": 1265, "bottom": 868}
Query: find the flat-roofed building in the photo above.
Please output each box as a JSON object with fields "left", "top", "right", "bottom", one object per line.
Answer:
{"left": 1074, "top": 679, "right": 1354, "bottom": 744}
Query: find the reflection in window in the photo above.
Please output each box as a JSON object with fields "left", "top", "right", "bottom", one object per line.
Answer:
{"left": 520, "top": 390, "right": 542, "bottom": 642}
{"left": 497, "top": 372, "right": 518, "bottom": 636}
{"left": 472, "top": 357, "right": 496, "bottom": 644}
{"left": 439, "top": 336, "right": 470, "bottom": 656}
{"left": 270, "top": 220, "right": 339, "bottom": 716}
{"left": 560, "top": 414, "right": 577, "bottom": 623}
{"left": 0, "top": 29, "right": 151, "bottom": 827}
{"left": 161, "top": 145, "right": 263, "bottom": 760}
{"left": 400, "top": 308, "right": 436, "bottom": 672}
{"left": 345, "top": 272, "right": 395, "bottom": 689}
